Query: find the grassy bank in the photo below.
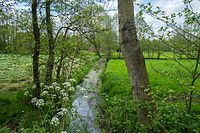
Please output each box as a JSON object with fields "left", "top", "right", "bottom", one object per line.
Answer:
{"left": 99, "top": 59, "right": 200, "bottom": 132}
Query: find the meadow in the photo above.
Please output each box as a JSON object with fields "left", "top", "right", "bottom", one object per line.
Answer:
{"left": 99, "top": 59, "right": 200, "bottom": 132}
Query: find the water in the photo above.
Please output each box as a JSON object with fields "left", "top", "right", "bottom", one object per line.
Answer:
{"left": 70, "top": 69, "right": 103, "bottom": 133}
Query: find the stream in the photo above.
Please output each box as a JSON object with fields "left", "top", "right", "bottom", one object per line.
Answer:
{"left": 70, "top": 62, "right": 104, "bottom": 132}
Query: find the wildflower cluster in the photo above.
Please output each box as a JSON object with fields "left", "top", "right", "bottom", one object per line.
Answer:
{"left": 24, "top": 78, "right": 87, "bottom": 131}
{"left": 50, "top": 116, "right": 60, "bottom": 126}
{"left": 31, "top": 97, "right": 44, "bottom": 107}
{"left": 56, "top": 108, "right": 68, "bottom": 116}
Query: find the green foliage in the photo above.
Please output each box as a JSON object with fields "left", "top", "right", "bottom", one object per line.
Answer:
{"left": 99, "top": 59, "right": 200, "bottom": 132}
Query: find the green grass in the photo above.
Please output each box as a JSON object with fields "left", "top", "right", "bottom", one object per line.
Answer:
{"left": 99, "top": 59, "right": 200, "bottom": 132}
{"left": 0, "top": 54, "right": 32, "bottom": 83}
{"left": 0, "top": 89, "right": 32, "bottom": 125}
{"left": 101, "top": 59, "right": 200, "bottom": 96}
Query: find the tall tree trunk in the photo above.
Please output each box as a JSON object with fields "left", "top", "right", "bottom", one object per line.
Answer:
{"left": 118, "top": 0, "right": 155, "bottom": 128}
{"left": 32, "top": 0, "right": 41, "bottom": 97}
{"left": 45, "top": 0, "right": 54, "bottom": 84}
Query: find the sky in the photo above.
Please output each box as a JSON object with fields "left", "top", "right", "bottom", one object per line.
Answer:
{"left": 104, "top": 0, "right": 200, "bottom": 32}
{"left": 8, "top": 0, "right": 200, "bottom": 33}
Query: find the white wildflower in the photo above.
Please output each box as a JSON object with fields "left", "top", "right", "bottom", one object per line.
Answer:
{"left": 76, "top": 85, "right": 81, "bottom": 89}
{"left": 52, "top": 82, "right": 58, "bottom": 87}
{"left": 32, "top": 84, "right": 37, "bottom": 89}
{"left": 24, "top": 91, "right": 29, "bottom": 96}
{"left": 62, "top": 82, "right": 71, "bottom": 87}
{"left": 60, "top": 89, "right": 65, "bottom": 94}
{"left": 41, "top": 91, "right": 48, "bottom": 96}
{"left": 57, "top": 108, "right": 68, "bottom": 116}
{"left": 57, "top": 111, "right": 64, "bottom": 116}
{"left": 80, "top": 87, "right": 86, "bottom": 91}
{"left": 60, "top": 131, "right": 67, "bottom": 133}
{"left": 55, "top": 86, "right": 61, "bottom": 90}
{"left": 31, "top": 97, "right": 37, "bottom": 103}
{"left": 51, "top": 116, "right": 59, "bottom": 126}
{"left": 52, "top": 94, "right": 57, "bottom": 97}
{"left": 48, "top": 86, "right": 54, "bottom": 89}
{"left": 76, "top": 129, "right": 81, "bottom": 132}
{"left": 63, "top": 96, "right": 69, "bottom": 101}
{"left": 40, "top": 83, "right": 44, "bottom": 87}
{"left": 69, "top": 87, "right": 75, "bottom": 91}
{"left": 69, "top": 78, "right": 76, "bottom": 82}
{"left": 36, "top": 99, "right": 44, "bottom": 107}
{"left": 62, "top": 93, "right": 67, "bottom": 97}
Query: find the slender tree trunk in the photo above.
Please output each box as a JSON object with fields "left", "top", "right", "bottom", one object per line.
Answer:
{"left": 118, "top": 0, "right": 156, "bottom": 128}
{"left": 32, "top": 0, "right": 41, "bottom": 97}
{"left": 56, "top": 29, "right": 68, "bottom": 83}
{"left": 45, "top": 0, "right": 54, "bottom": 84}
{"left": 188, "top": 43, "right": 200, "bottom": 113}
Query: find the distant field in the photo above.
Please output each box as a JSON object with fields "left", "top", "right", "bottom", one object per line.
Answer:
{"left": 0, "top": 55, "right": 33, "bottom": 91}
{"left": 111, "top": 51, "right": 193, "bottom": 59}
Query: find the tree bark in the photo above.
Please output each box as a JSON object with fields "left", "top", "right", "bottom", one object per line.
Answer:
{"left": 45, "top": 0, "right": 54, "bottom": 84}
{"left": 32, "top": 0, "right": 41, "bottom": 97}
{"left": 118, "top": 0, "right": 155, "bottom": 128}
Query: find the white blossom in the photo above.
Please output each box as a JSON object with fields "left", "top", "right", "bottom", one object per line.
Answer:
{"left": 48, "top": 86, "right": 54, "bottom": 89}
{"left": 24, "top": 91, "right": 29, "bottom": 96}
{"left": 60, "top": 89, "right": 65, "bottom": 94}
{"left": 57, "top": 111, "right": 64, "bottom": 116}
{"left": 62, "top": 82, "right": 71, "bottom": 87}
{"left": 60, "top": 131, "right": 67, "bottom": 133}
{"left": 62, "top": 93, "right": 67, "bottom": 97}
{"left": 69, "top": 78, "right": 76, "bottom": 82}
{"left": 36, "top": 99, "right": 44, "bottom": 107}
{"left": 80, "top": 87, "right": 86, "bottom": 91}
{"left": 63, "top": 96, "right": 69, "bottom": 101}
{"left": 40, "top": 83, "right": 44, "bottom": 87}
{"left": 51, "top": 116, "right": 60, "bottom": 126}
{"left": 52, "top": 94, "right": 57, "bottom": 97}
{"left": 55, "top": 86, "right": 61, "bottom": 90}
{"left": 31, "top": 97, "right": 37, "bottom": 103}
{"left": 76, "top": 85, "right": 81, "bottom": 89}
{"left": 57, "top": 108, "right": 68, "bottom": 116}
{"left": 41, "top": 91, "right": 48, "bottom": 96}
{"left": 69, "top": 87, "right": 75, "bottom": 91}
{"left": 52, "top": 82, "right": 58, "bottom": 87}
